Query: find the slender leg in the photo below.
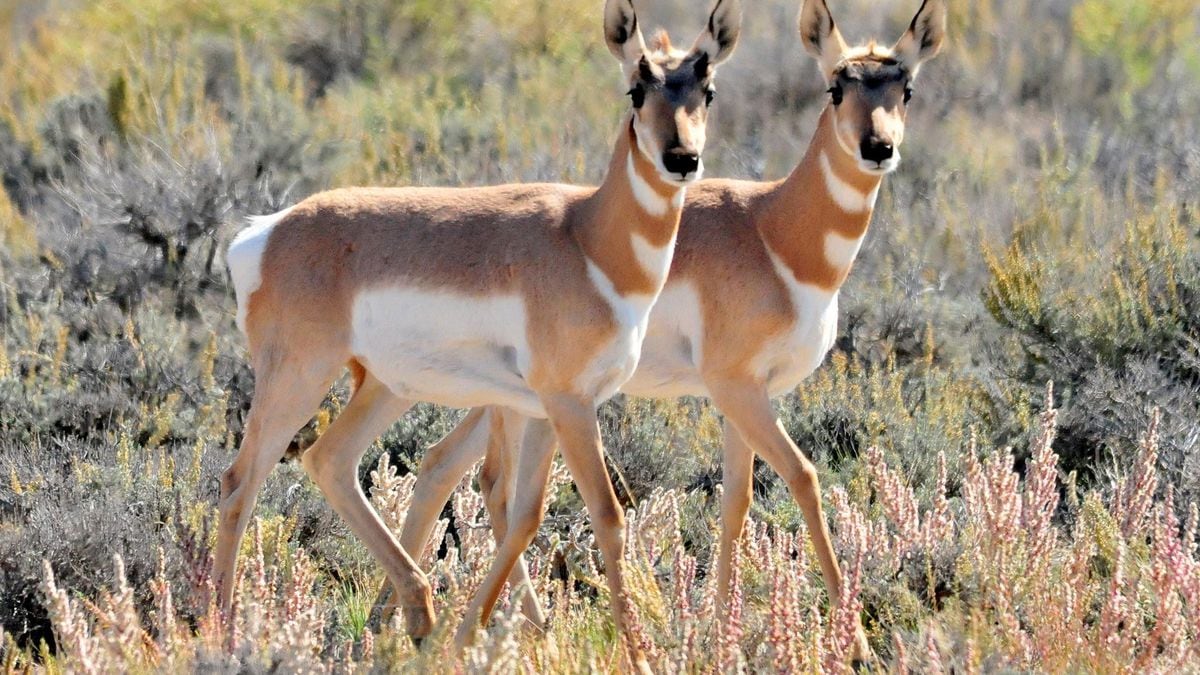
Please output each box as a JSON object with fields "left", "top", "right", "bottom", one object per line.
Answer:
{"left": 215, "top": 356, "right": 339, "bottom": 616}
{"left": 375, "top": 407, "right": 492, "bottom": 623}
{"left": 480, "top": 409, "right": 547, "bottom": 629}
{"left": 715, "top": 418, "right": 755, "bottom": 615}
{"left": 375, "top": 407, "right": 547, "bottom": 629}
{"left": 710, "top": 378, "right": 871, "bottom": 660}
{"left": 541, "top": 395, "right": 649, "bottom": 673}
{"left": 298, "top": 373, "right": 438, "bottom": 641}
{"left": 453, "top": 416, "right": 557, "bottom": 648}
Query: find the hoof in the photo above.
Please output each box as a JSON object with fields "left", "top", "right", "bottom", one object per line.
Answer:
{"left": 848, "top": 627, "right": 876, "bottom": 670}
{"left": 411, "top": 635, "right": 424, "bottom": 650}
{"left": 402, "top": 602, "right": 435, "bottom": 644}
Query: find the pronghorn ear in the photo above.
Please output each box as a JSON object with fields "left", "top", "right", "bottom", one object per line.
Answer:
{"left": 692, "top": 0, "right": 742, "bottom": 69}
{"left": 604, "top": 0, "right": 647, "bottom": 67}
{"left": 798, "top": 0, "right": 849, "bottom": 82}
{"left": 892, "top": 0, "right": 947, "bottom": 75}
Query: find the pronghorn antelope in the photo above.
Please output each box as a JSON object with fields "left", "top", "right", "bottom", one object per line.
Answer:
{"left": 217, "top": 0, "right": 741, "bottom": 659}
{"left": 377, "top": 0, "right": 946, "bottom": 659}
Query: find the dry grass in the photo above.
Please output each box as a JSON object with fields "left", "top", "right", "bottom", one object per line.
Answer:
{"left": 16, "top": 395, "right": 1200, "bottom": 671}
{"left": 1, "top": 0, "right": 1199, "bottom": 671}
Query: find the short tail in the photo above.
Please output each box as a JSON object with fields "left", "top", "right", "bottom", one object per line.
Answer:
{"left": 227, "top": 206, "right": 295, "bottom": 334}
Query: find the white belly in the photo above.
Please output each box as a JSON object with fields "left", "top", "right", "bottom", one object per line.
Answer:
{"left": 349, "top": 287, "right": 547, "bottom": 417}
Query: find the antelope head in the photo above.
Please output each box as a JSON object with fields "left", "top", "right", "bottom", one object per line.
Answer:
{"left": 605, "top": 0, "right": 742, "bottom": 185}
{"left": 799, "top": 0, "right": 946, "bottom": 174}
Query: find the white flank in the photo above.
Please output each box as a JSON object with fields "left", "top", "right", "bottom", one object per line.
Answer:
{"left": 227, "top": 206, "right": 295, "bottom": 333}
{"left": 824, "top": 230, "right": 867, "bottom": 271}
{"left": 349, "top": 287, "right": 544, "bottom": 417}
{"left": 820, "top": 151, "right": 873, "bottom": 213}
{"left": 630, "top": 231, "right": 677, "bottom": 288}
{"left": 627, "top": 152, "right": 669, "bottom": 216}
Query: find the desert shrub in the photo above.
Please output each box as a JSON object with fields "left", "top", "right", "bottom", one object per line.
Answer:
{"left": 984, "top": 160, "right": 1200, "bottom": 495}
{"left": 2, "top": 0, "right": 1200, "bottom": 670}
{"left": 19, "top": 407, "right": 1200, "bottom": 672}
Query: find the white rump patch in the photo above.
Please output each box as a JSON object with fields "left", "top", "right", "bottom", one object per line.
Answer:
{"left": 820, "top": 151, "right": 876, "bottom": 213}
{"left": 227, "top": 206, "right": 295, "bottom": 333}
{"left": 627, "top": 152, "right": 670, "bottom": 216}
{"left": 349, "top": 286, "right": 544, "bottom": 417}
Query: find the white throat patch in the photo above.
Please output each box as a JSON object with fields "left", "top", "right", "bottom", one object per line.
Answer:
{"left": 824, "top": 230, "right": 867, "bottom": 271}
{"left": 630, "top": 231, "right": 677, "bottom": 288}
{"left": 819, "top": 151, "right": 878, "bottom": 213}
{"left": 627, "top": 151, "right": 670, "bottom": 216}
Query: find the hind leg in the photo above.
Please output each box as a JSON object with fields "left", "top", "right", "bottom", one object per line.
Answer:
{"left": 215, "top": 352, "right": 341, "bottom": 616}
{"left": 375, "top": 407, "right": 492, "bottom": 624}
{"left": 299, "top": 372, "right": 440, "bottom": 640}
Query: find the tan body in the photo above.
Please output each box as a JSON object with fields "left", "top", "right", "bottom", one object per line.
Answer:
{"left": 379, "top": 0, "right": 947, "bottom": 664}
{"left": 216, "top": 0, "right": 741, "bottom": 666}
{"left": 627, "top": 108, "right": 880, "bottom": 400}
{"left": 220, "top": 118, "right": 681, "bottom": 645}
{"left": 240, "top": 127, "right": 678, "bottom": 418}
{"left": 382, "top": 102, "right": 875, "bottom": 631}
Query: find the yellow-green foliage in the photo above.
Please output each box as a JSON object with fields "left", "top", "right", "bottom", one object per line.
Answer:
{"left": 0, "top": 187, "right": 34, "bottom": 255}
{"left": 2, "top": 0, "right": 1199, "bottom": 671}
{"left": 1073, "top": 0, "right": 1200, "bottom": 89}
{"left": 985, "top": 182, "right": 1196, "bottom": 364}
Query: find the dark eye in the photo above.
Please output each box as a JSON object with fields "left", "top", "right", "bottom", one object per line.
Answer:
{"left": 828, "top": 84, "right": 843, "bottom": 105}
{"left": 904, "top": 86, "right": 913, "bottom": 103}
{"left": 628, "top": 84, "right": 645, "bottom": 109}
{"left": 705, "top": 88, "right": 715, "bottom": 106}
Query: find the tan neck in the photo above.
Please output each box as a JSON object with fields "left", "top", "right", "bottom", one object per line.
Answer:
{"left": 757, "top": 106, "right": 883, "bottom": 291}
{"left": 573, "top": 116, "right": 685, "bottom": 297}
